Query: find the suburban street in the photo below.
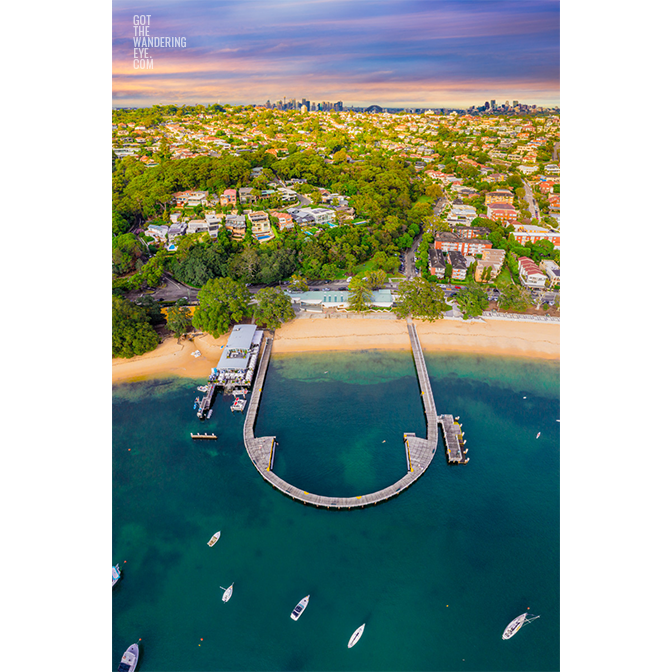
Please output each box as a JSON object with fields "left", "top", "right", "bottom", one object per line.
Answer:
{"left": 522, "top": 179, "right": 540, "bottom": 221}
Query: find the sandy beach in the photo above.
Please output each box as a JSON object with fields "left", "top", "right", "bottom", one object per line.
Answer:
{"left": 112, "top": 316, "right": 559, "bottom": 384}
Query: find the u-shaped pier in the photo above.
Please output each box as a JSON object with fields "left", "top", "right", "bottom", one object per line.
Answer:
{"left": 243, "top": 319, "right": 466, "bottom": 509}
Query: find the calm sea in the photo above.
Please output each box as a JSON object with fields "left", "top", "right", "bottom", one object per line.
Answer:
{"left": 113, "top": 350, "right": 559, "bottom": 671}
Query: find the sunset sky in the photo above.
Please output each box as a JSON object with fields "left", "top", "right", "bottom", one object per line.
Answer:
{"left": 112, "top": 0, "right": 559, "bottom": 109}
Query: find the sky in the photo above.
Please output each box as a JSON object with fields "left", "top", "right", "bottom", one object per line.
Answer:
{"left": 112, "top": 0, "right": 559, "bottom": 109}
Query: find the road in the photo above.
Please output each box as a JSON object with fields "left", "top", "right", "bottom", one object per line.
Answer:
{"left": 522, "top": 179, "right": 540, "bottom": 221}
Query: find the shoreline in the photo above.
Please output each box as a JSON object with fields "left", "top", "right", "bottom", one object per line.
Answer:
{"left": 112, "top": 317, "right": 559, "bottom": 385}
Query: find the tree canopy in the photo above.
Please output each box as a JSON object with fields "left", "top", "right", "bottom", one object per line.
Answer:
{"left": 394, "top": 277, "right": 448, "bottom": 321}
{"left": 252, "top": 286, "right": 295, "bottom": 329}
{"left": 191, "top": 277, "right": 251, "bottom": 338}
{"left": 112, "top": 296, "right": 161, "bottom": 358}
{"left": 454, "top": 283, "right": 489, "bottom": 320}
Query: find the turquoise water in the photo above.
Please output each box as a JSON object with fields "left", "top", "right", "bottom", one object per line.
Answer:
{"left": 113, "top": 351, "right": 559, "bottom": 671}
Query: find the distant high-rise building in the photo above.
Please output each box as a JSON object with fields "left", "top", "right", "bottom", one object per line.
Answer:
{"left": 484, "top": 101, "right": 490, "bottom": 110}
{"left": 334, "top": 101, "right": 343, "bottom": 111}
{"left": 491, "top": 100, "right": 496, "bottom": 109}
{"left": 513, "top": 100, "right": 519, "bottom": 107}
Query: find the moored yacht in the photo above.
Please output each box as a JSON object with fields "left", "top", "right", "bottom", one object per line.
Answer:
{"left": 502, "top": 612, "right": 540, "bottom": 639}
{"left": 207, "top": 531, "right": 221, "bottom": 547}
{"left": 348, "top": 623, "right": 365, "bottom": 648}
{"left": 112, "top": 564, "right": 121, "bottom": 587}
{"left": 290, "top": 595, "right": 310, "bottom": 621}
{"left": 220, "top": 583, "right": 234, "bottom": 602}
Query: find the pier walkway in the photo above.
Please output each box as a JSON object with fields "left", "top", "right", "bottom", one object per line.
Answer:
{"left": 242, "top": 320, "right": 463, "bottom": 510}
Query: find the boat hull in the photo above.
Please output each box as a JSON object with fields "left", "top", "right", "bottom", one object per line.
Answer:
{"left": 117, "top": 643, "right": 139, "bottom": 672}
{"left": 502, "top": 614, "right": 526, "bottom": 640}
{"left": 290, "top": 596, "right": 310, "bottom": 620}
{"left": 208, "top": 531, "right": 221, "bottom": 547}
{"left": 348, "top": 624, "right": 365, "bottom": 648}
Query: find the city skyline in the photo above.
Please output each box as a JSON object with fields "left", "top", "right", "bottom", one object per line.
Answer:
{"left": 113, "top": 0, "right": 559, "bottom": 109}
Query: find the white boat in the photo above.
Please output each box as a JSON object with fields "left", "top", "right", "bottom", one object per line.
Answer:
{"left": 112, "top": 563, "right": 121, "bottom": 587}
{"left": 231, "top": 397, "right": 247, "bottom": 412}
{"left": 348, "top": 623, "right": 365, "bottom": 648}
{"left": 207, "top": 531, "right": 221, "bottom": 547}
{"left": 502, "top": 612, "right": 540, "bottom": 640}
{"left": 220, "top": 583, "right": 234, "bottom": 602}
{"left": 290, "top": 595, "right": 310, "bottom": 621}
{"left": 117, "top": 643, "right": 139, "bottom": 672}
{"left": 536, "top": 432, "right": 541, "bottom": 439}
{"left": 197, "top": 385, "right": 209, "bottom": 392}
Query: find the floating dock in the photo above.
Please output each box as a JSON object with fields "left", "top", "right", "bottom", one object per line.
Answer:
{"left": 438, "top": 414, "right": 469, "bottom": 464}
{"left": 191, "top": 432, "right": 217, "bottom": 440}
{"left": 241, "top": 318, "right": 468, "bottom": 510}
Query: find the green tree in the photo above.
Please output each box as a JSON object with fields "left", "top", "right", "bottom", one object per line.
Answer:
{"left": 394, "top": 277, "right": 448, "bottom": 321}
{"left": 454, "top": 283, "right": 489, "bottom": 320}
{"left": 347, "top": 277, "right": 373, "bottom": 312}
{"left": 252, "top": 286, "right": 295, "bottom": 329}
{"left": 192, "top": 277, "right": 251, "bottom": 338}
{"left": 112, "top": 295, "right": 161, "bottom": 358}
{"left": 288, "top": 273, "right": 309, "bottom": 292}
{"left": 165, "top": 305, "right": 192, "bottom": 340}
{"left": 498, "top": 282, "right": 532, "bottom": 312}
{"left": 366, "top": 268, "right": 387, "bottom": 290}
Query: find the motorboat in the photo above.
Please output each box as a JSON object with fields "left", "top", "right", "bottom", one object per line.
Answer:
{"left": 231, "top": 397, "right": 247, "bottom": 412}
{"left": 290, "top": 595, "right": 310, "bottom": 621}
{"left": 502, "top": 612, "right": 540, "bottom": 640}
{"left": 112, "top": 563, "right": 121, "bottom": 587}
{"left": 117, "top": 643, "right": 139, "bottom": 672}
{"left": 207, "top": 531, "right": 221, "bottom": 547}
{"left": 348, "top": 623, "right": 365, "bottom": 648}
{"left": 220, "top": 583, "right": 234, "bottom": 602}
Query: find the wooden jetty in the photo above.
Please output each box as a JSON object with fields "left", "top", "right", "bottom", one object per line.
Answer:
{"left": 241, "top": 318, "right": 463, "bottom": 510}
{"left": 197, "top": 383, "right": 216, "bottom": 419}
{"left": 191, "top": 432, "right": 217, "bottom": 440}
{"left": 438, "top": 414, "right": 469, "bottom": 464}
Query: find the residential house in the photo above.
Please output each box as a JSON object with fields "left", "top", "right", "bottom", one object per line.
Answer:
{"left": 445, "top": 203, "right": 478, "bottom": 225}
{"left": 518, "top": 165, "right": 539, "bottom": 175}
{"left": 485, "top": 189, "right": 514, "bottom": 206}
{"left": 225, "top": 214, "right": 247, "bottom": 240}
{"left": 540, "top": 259, "right": 560, "bottom": 287}
{"left": 510, "top": 223, "right": 560, "bottom": 248}
{"left": 219, "top": 189, "right": 237, "bottom": 206}
{"left": 518, "top": 256, "right": 547, "bottom": 288}
{"left": 428, "top": 248, "right": 446, "bottom": 278}
{"left": 474, "top": 248, "right": 506, "bottom": 282}
{"left": 434, "top": 231, "right": 493, "bottom": 256}
{"left": 186, "top": 219, "right": 208, "bottom": 235}
{"left": 167, "top": 221, "right": 188, "bottom": 241}
{"left": 247, "top": 211, "right": 273, "bottom": 241}
{"left": 453, "top": 226, "right": 490, "bottom": 240}
{"left": 447, "top": 250, "right": 468, "bottom": 280}
{"left": 146, "top": 223, "right": 169, "bottom": 242}
{"left": 453, "top": 185, "right": 479, "bottom": 198}
{"left": 238, "top": 187, "right": 257, "bottom": 204}
{"left": 539, "top": 181, "right": 554, "bottom": 195}
{"left": 173, "top": 190, "right": 207, "bottom": 207}
{"left": 287, "top": 207, "right": 336, "bottom": 226}
{"left": 271, "top": 211, "right": 294, "bottom": 231}
{"left": 486, "top": 202, "right": 518, "bottom": 222}
{"left": 545, "top": 164, "right": 560, "bottom": 175}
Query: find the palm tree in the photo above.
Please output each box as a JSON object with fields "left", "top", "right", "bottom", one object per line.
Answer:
{"left": 347, "top": 277, "right": 373, "bottom": 313}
